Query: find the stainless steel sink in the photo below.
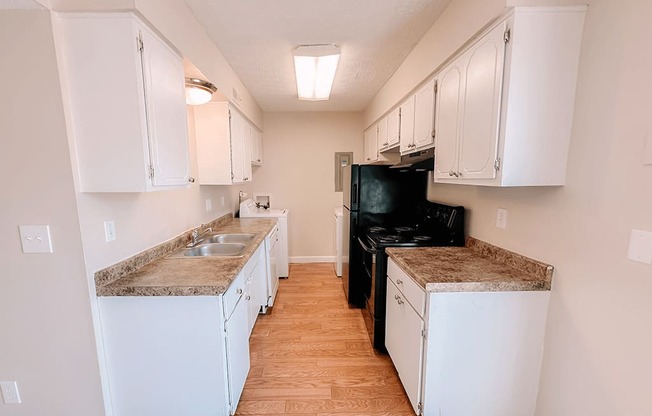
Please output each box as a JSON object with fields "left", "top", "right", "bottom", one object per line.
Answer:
{"left": 203, "top": 233, "right": 255, "bottom": 244}
{"left": 170, "top": 243, "right": 247, "bottom": 258}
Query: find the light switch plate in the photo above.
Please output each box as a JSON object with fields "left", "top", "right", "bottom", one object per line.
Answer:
{"left": 627, "top": 229, "right": 652, "bottom": 264}
{"left": 205, "top": 198, "right": 212, "bottom": 212}
{"left": 19, "top": 225, "right": 53, "bottom": 253}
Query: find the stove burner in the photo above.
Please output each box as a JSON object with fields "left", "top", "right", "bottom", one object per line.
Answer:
{"left": 368, "top": 226, "right": 386, "bottom": 233}
{"left": 394, "top": 226, "right": 415, "bottom": 233}
{"left": 378, "top": 235, "right": 401, "bottom": 242}
{"left": 414, "top": 236, "right": 432, "bottom": 241}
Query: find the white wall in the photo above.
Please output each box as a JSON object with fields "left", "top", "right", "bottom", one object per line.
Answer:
{"left": 237, "top": 112, "right": 363, "bottom": 260}
{"left": 0, "top": 10, "right": 105, "bottom": 416}
{"left": 366, "top": 0, "right": 652, "bottom": 414}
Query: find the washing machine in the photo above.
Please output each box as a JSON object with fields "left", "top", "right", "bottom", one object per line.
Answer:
{"left": 239, "top": 199, "right": 289, "bottom": 277}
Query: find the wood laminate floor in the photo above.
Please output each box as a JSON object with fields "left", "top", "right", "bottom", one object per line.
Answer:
{"left": 236, "top": 263, "right": 415, "bottom": 415}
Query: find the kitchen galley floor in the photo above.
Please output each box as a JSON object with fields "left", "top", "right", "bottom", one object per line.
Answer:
{"left": 237, "top": 263, "right": 414, "bottom": 415}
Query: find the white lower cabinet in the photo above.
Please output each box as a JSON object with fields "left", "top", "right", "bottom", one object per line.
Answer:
{"left": 385, "top": 278, "right": 425, "bottom": 415}
{"left": 224, "top": 280, "right": 250, "bottom": 412}
{"left": 99, "top": 244, "right": 268, "bottom": 416}
{"left": 386, "top": 258, "right": 550, "bottom": 416}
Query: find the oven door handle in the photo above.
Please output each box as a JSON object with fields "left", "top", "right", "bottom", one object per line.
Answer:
{"left": 357, "top": 236, "right": 376, "bottom": 255}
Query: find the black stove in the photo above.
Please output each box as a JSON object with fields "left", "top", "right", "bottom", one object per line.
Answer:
{"left": 357, "top": 201, "right": 465, "bottom": 351}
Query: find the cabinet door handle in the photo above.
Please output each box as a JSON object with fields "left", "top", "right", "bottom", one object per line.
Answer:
{"left": 396, "top": 296, "right": 404, "bottom": 305}
{"left": 245, "top": 295, "right": 251, "bottom": 301}
{"left": 188, "top": 177, "right": 195, "bottom": 183}
{"left": 449, "top": 170, "right": 454, "bottom": 177}
{"left": 396, "top": 279, "right": 403, "bottom": 284}
{"left": 236, "top": 288, "right": 243, "bottom": 295}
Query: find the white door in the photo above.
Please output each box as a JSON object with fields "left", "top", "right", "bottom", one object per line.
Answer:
{"left": 413, "top": 78, "right": 436, "bottom": 150}
{"left": 433, "top": 61, "right": 463, "bottom": 179}
{"left": 458, "top": 22, "right": 506, "bottom": 179}
{"left": 225, "top": 296, "right": 250, "bottom": 414}
{"left": 139, "top": 27, "right": 190, "bottom": 187}
{"left": 363, "top": 127, "right": 378, "bottom": 163}
{"left": 387, "top": 106, "right": 401, "bottom": 147}
{"left": 377, "top": 117, "right": 389, "bottom": 150}
{"left": 230, "top": 111, "right": 245, "bottom": 182}
{"left": 399, "top": 96, "right": 415, "bottom": 153}
{"left": 243, "top": 123, "right": 253, "bottom": 182}
{"left": 385, "top": 279, "right": 424, "bottom": 415}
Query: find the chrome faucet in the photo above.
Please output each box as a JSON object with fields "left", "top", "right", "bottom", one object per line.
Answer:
{"left": 187, "top": 225, "right": 213, "bottom": 247}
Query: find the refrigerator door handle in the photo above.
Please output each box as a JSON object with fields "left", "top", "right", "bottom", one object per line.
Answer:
{"left": 352, "top": 184, "right": 357, "bottom": 205}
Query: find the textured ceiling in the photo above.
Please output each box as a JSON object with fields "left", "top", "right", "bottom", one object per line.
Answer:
{"left": 184, "top": 0, "right": 451, "bottom": 112}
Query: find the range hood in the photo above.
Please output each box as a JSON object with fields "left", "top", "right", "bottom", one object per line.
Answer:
{"left": 389, "top": 148, "right": 434, "bottom": 171}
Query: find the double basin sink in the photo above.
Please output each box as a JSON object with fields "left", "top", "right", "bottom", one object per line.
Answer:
{"left": 169, "top": 233, "right": 256, "bottom": 258}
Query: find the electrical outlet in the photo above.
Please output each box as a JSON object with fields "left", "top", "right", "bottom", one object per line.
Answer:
{"left": 1, "top": 381, "right": 21, "bottom": 404}
{"left": 104, "top": 220, "right": 116, "bottom": 242}
{"left": 205, "top": 198, "right": 212, "bottom": 212}
{"left": 19, "top": 225, "right": 53, "bottom": 253}
{"left": 496, "top": 208, "right": 508, "bottom": 230}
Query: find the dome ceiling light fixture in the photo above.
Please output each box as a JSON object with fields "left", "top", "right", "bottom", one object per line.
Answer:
{"left": 293, "top": 44, "right": 340, "bottom": 101}
{"left": 185, "top": 77, "right": 217, "bottom": 105}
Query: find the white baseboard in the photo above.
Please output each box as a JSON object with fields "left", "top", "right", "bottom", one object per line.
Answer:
{"left": 289, "top": 256, "right": 336, "bottom": 263}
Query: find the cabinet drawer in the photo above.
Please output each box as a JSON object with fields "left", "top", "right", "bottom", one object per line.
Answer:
{"left": 223, "top": 271, "right": 246, "bottom": 320}
{"left": 388, "top": 259, "right": 426, "bottom": 318}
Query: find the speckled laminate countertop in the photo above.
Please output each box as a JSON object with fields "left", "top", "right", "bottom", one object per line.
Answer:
{"left": 386, "top": 237, "right": 554, "bottom": 293}
{"left": 95, "top": 216, "right": 277, "bottom": 297}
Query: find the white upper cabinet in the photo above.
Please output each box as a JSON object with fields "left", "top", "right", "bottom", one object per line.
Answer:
{"left": 433, "top": 6, "right": 587, "bottom": 186}
{"left": 376, "top": 117, "right": 389, "bottom": 151}
{"left": 434, "top": 21, "right": 504, "bottom": 181}
{"left": 251, "top": 129, "right": 263, "bottom": 166}
{"left": 413, "top": 78, "right": 437, "bottom": 151}
{"left": 57, "top": 13, "right": 191, "bottom": 192}
{"left": 363, "top": 126, "right": 379, "bottom": 163}
{"left": 399, "top": 96, "right": 416, "bottom": 153}
{"left": 398, "top": 79, "right": 436, "bottom": 154}
{"left": 194, "top": 103, "right": 259, "bottom": 184}
{"left": 386, "top": 106, "right": 401, "bottom": 150}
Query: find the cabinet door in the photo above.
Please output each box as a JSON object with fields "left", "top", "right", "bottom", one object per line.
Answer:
{"left": 139, "top": 27, "right": 190, "bottom": 187}
{"left": 230, "top": 111, "right": 245, "bottom": 183}
{"left": 363, "top": 127, "right": 378, "bottom": 163}
{"left": 225, "top": 296, "right": 250, "bottom": 413}
{"left": 252, "top": 130, "right": 263, "bottom": 165}
{"left": 385, "top": 279, "right": 424, "bottom": 414}
{"left": 377, "top": 117, "right": 389, "bottom": 151}
{"left": 433, "top": 61, "right": 464, "bottom": 179}
{"left": 399, "top": 96, "right": 415, "bottom": 153}
{"left": 413, "top": 78, "right": 436, "bottom": 151}
{"left": 458, "top": 22, "right": 506, "bottom": 179}
{"left": 387, "top": 107, "right": 401, "bottom": 147}
{"left": 243, "top": 123, "right": 253, "bottom": 182}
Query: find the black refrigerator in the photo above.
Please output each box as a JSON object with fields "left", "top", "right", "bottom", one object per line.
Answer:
{"left": 342, "top": 164, "right": 427, "bottom": 308}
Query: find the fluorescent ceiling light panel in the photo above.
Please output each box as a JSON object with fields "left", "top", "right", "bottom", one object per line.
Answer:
{"left": 293, "top": 44, "right": 340, "bottom": 101}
